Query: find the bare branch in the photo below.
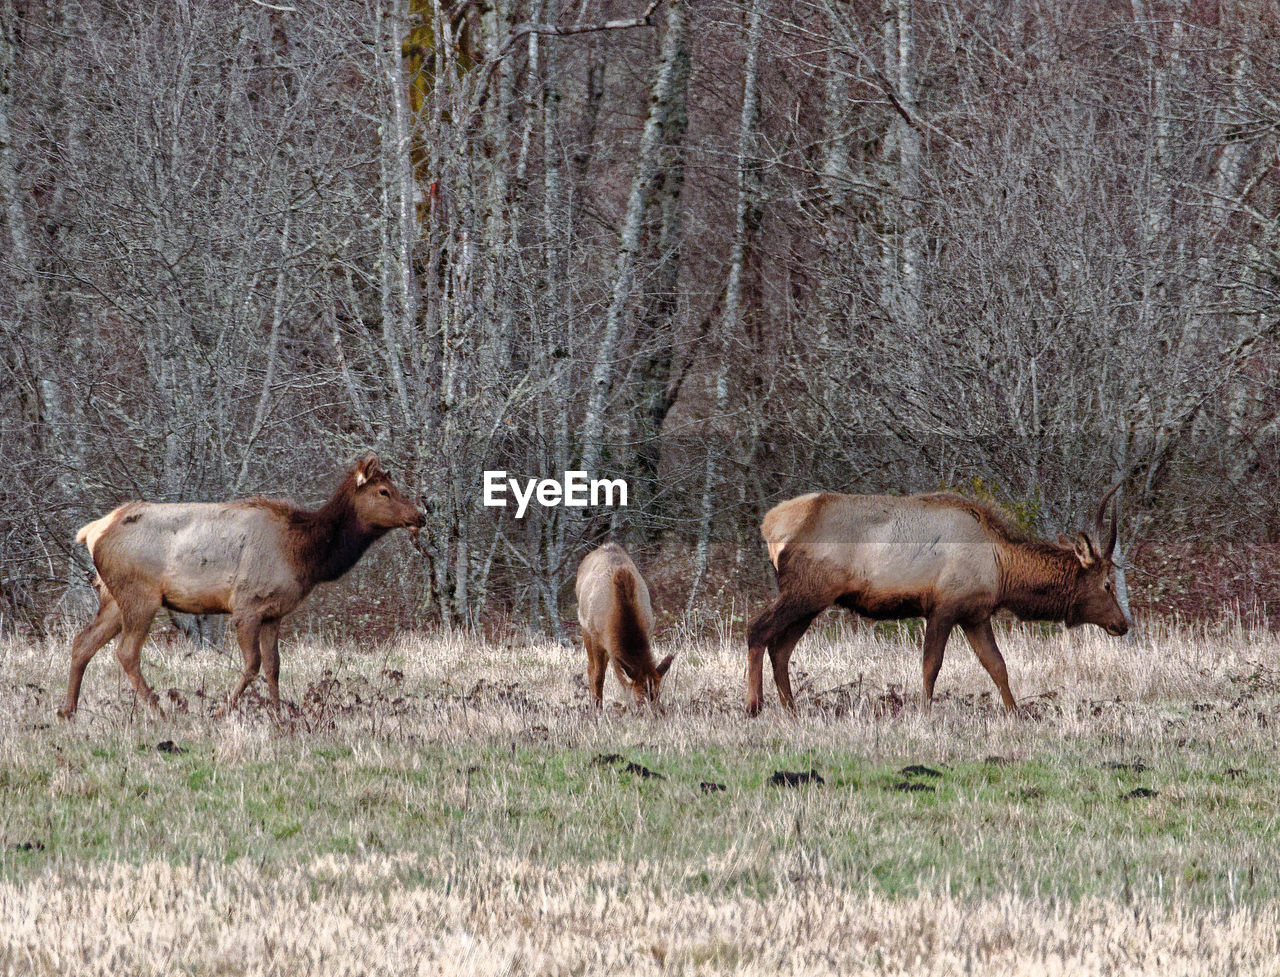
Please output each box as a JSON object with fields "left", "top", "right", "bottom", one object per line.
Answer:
{"left": 473, "top": 0, "right": 663, "bottom": 111}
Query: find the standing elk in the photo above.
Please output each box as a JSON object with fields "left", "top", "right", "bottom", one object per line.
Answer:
{"left": 59, "top": 454, "right": 425, "bottom": 719}
{"left": 576, "top": 542, "right": 674, "bottom": 708}
{"left": 746, "top": 485, "right": 1129, "bottom": 716}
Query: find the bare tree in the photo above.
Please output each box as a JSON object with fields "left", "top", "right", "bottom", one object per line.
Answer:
{"left": 2, "top": 0, "right": 1277, "bottom": 634}
{"left": 578, "top": 0, "right": 687, "bottom": 479}
{"left": 687, "top": 0, "right": 766, "bottom": 613}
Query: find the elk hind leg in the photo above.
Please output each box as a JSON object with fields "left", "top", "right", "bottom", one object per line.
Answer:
{"left": 258, "top": 620, "right": 283, "bottom": 711}
{"left": 745, "top": 641, "right": 768, "bottom": 717}
{"left": 920, "top": 613, "right": 956, "bottom": 708}
{"left": 58, "top": 591, "right": 124, "bottom": 719}
{"left": 583, "top": 633, "right": 607, "bottom": 708}
{"left": 747, "top": 594, "right": 827, "bottom": 716}
{"left": 961, "top": 618, "right": 1018, "bottom": 712}
{"left": 745, "top": 599, "right": 784, "bottom": 716}
{"left": 769, "top": 612, "right": 819, "bottom": 712}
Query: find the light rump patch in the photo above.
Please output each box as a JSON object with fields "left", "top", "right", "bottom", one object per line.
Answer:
{"left": 58, "top": 453, "right": 425, "bottom": 721}
{"left": 761, "top": 492, "right": 824, "bottom": 568}
{"left": 75, "top": 504, "right": 139, "bottom": 561}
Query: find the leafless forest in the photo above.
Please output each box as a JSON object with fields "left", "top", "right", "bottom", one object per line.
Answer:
{"left": 2, "top": 0, "right": 1277, "bottom": 635}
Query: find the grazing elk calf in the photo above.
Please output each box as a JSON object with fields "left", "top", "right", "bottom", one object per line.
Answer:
{"left": 576, "top": 542, "right": 674, "bottom": 709}
{"left": 746, "top": 485, "right": 1130, "bottom": 716}
{"left": 59, "top": 454, "right": 425, "bottom": 719}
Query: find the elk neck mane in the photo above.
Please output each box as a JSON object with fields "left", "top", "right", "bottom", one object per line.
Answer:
{"left": 238, "top": 469, "right": 387, "bottom": 584}
{"left": 609, "top": 570, "right": 657, "bottom": 681}
{"left": 918, "top": 493, "right": 1081, "bottom": 621}
{"left": 992, "top": 535, "right": 1083, "bottom": 621}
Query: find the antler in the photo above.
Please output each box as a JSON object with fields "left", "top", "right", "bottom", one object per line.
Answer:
{"left": 1093, "top": 481, "right": 1121, "bottom": 559}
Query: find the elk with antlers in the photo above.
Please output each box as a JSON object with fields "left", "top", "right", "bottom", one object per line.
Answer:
{"left": 746, "top": 485, "right": 1129, "bottom": 716}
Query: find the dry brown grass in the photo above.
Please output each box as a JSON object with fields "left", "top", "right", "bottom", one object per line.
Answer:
{"left": 2, "top": 615, "right": 1279, "bottom": 975}
{"left": 4, "top": 852, "right": 1279, "bottom": 976}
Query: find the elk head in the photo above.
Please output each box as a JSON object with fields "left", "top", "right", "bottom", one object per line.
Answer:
{"left": 628, "top": 653, "right": 676, "bottom": 706}
{"left": 350, "top": 454, "right": 426, "bottom": 536}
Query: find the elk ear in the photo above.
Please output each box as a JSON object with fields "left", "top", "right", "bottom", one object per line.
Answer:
{"left": 354, "top": 453, "right": 382, "bottom": 487}
{"left": 656, "top": 653, "right": 675, "bottom": 677}
{"left": 1073, "top": 532, "right": 1099, "bottom": 568}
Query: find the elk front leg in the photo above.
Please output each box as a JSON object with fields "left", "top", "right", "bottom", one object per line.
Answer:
{"left": 961, "top": 618, "right": 1018, "bottom": 712}
{"left": 218, "top": 615, "right": 263, "bottom": 717}
{"left": 258, "top": 619, "right": 282, "bottom": 711}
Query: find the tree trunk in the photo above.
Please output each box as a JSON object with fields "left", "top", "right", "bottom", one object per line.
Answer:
{"left": 1, "top": 1, "right": 79, "bottom": 505}
{"left": 578, "top": 0, "right": 687, "bottom": 478}
{"left": 893, "top": 0, "right": 923, "bottom": 330}
{"left": 630, "top": 0, "right": 691, "bottom": 535}
{"left": 879, "top": 0, "right": 922, "bottom": 335}
{"left": 687, "top": 0, "right": 765, "bottom": 615}
{"left": 376, "top": 0, "right": 415, "bottom": 431}
{"left": 235, "top": 212, "right": 292, "bottom": 493}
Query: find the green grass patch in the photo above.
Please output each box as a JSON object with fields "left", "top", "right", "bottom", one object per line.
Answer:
{"left": 4, "top": 729, "right": 1278, "bottom": 906}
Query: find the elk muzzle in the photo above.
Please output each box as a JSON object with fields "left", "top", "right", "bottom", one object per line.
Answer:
{"left": 406, "top": 509, "right": 425, "bottom": 538}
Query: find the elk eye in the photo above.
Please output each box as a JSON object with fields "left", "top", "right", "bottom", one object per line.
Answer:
{"left": 379, "top": 488, "right": 390, "bottom": 497}
{"left": 1104, "top": 581, "right": 1112, "bottom": 591}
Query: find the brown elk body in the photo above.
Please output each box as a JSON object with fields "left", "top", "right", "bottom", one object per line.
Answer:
{"left": 746, "top": 487, "right": 1129, "bottom": 716}
{"left": 575, "top": 542, "right": 674, "bottom": 708}
{"left": 59, "top": 454, "right": 424, "bottom": 719}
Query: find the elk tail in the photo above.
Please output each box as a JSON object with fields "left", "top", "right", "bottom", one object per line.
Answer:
{"left": 75, "top": 519, "right": 100, "bottom": 546}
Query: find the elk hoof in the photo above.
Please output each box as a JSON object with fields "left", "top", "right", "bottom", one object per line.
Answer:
{"left": 55, "top": 706, "right": 75, "bottom": 721}
{"left": 745, "top": 699, "right": 762, "bottom": 718}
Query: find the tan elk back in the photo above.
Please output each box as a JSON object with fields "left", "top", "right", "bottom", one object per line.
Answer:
{"left": 575, "top": 542, "right": 673, "bottom": 708}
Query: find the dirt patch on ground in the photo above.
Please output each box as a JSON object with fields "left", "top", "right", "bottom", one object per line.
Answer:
{"left": 770, "top": 769, "right": 824, "bottom": 788}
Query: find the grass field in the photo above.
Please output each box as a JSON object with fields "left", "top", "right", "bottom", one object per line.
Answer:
{"left": 2, "top": 615, "right": 1280, "bottom": 975}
